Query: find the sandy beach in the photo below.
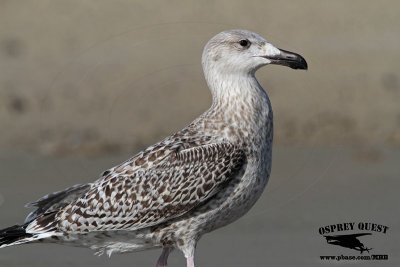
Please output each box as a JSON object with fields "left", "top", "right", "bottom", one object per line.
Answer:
{"left": 0, "top": 145, "right": 398, "bottom": 266}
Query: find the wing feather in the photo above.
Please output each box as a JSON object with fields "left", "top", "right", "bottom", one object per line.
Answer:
{"left": 42, "top": 143, "right": 246, "bottom": 233}
{"left": 24, "top": 184, "right": 91, "bottom": 223}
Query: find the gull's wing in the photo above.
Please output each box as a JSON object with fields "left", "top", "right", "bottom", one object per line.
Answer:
{"left": 26, "top": 143, "right": 246, "bottom": 234}
{"left": 24, "top": 184, "right": 91, "bottom": 223}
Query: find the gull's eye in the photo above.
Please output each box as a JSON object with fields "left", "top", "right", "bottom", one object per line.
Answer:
{"left": 239, "top": 39, "right": 250, "bottom": 48}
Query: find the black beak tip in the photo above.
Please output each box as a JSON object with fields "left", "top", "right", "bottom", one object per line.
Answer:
{"left": 271, "top": 48, "right": 308, "bottom": 70}
{"left": 292, "top": 56, "right": 308, "bottom": 70}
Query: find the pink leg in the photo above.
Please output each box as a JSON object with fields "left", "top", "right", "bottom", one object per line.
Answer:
{"left": 186, "top": 256, "right": 195, "bottom": 267}
{"left": 156, "top": 247, "right": 173, "bottom": 267}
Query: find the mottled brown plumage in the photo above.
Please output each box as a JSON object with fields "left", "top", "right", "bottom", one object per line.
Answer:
{"left": 0, "top": 29, "right": 307, "bottom": 267}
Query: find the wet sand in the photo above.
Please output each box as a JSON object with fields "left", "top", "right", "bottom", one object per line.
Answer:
{"left": 0, "top": 145, "right": 398, "bottom": 266}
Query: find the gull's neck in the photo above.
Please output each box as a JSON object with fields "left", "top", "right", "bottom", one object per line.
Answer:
{"left": 200, "top": 67, "right": 273, "bottom": 152}
{"left": 203, "top": 68, "right": 272, "bottom": 123}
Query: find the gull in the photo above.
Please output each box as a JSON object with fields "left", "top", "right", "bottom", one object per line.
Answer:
{"left": 0, "top": 29, "right": 307, "bottom": 267}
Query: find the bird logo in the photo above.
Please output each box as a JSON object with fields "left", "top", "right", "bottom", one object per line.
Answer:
{"left": 324, "top": 233, "right": 372, "bottom": 254}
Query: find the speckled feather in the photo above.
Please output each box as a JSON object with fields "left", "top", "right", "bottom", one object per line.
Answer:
{"left": 27, "top": 142, "right": 246, "bottom": 234}
{"left": 1, "top": 29, "right": 307, "bottom": 267}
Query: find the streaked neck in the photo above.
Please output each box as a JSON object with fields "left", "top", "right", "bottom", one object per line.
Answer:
{"left": 204, "top": 69, "right": 271, "bottom": 119}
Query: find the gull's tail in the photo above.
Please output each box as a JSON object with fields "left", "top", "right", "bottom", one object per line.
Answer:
{"left": 1, "top": 183, "right": 90, "bottom": 249}
{"left": 0, "top": 224, "right": 35, "bottom": 248}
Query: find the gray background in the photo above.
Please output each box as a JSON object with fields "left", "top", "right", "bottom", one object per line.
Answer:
{"left": 0, "top": 1, "right": 399, "bottom": 266}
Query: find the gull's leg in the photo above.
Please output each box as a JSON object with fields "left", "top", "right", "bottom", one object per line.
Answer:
{"left": 180, "top": 239, "right": 196, "bottom": 267}
{"left": 156, "top": 247, "right": 173, "bottom": 267}
{"left": 186, "top": 256, "right": 195, "bottom": 267}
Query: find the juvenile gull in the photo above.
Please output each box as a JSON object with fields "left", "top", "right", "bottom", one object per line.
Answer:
{"left": 0, "top": 29, "right": 307, "bottom": 267}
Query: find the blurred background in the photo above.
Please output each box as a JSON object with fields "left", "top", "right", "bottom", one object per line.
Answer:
{"left": 0, "top": 1, "right": 399, "bottom": 266}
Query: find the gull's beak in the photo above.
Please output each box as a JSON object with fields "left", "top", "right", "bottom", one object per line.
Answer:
{"left": 264, "top": 48, "right": 308, "bottom": 70}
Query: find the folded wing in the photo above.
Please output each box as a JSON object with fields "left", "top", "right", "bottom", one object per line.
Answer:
{"left": 26, "top": 143, "right": 246, "bottom": 234}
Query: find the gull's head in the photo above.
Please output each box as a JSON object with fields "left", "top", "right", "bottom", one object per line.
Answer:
{"left": 202, "top": 29, "right": 307, "bottom": 76}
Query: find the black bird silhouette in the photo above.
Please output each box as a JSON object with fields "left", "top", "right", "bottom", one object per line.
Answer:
{"left": 324, "top": 233, "right": 372, "bottom": 253}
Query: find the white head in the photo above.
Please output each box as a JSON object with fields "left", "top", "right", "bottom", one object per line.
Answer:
{"left": 202, "top": 29, "right": 307, "bottom": 77}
